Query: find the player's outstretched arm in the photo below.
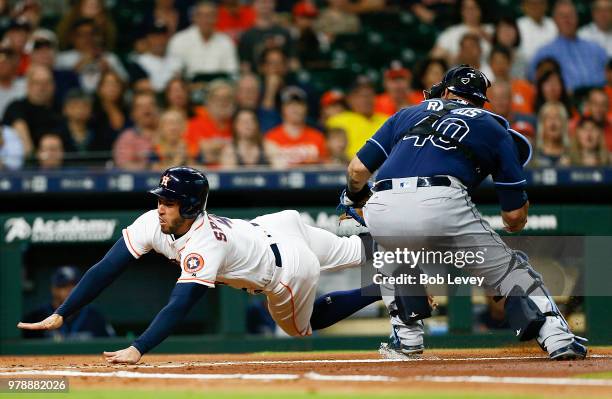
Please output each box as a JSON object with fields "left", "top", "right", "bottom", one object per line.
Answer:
{"left": 17, "top": 237, "right": 134, "bottom": 331}
{"left": 104, "top": 282, "right": 208, "bottom": 364}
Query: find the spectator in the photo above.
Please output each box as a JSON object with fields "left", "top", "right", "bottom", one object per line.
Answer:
{"left": 577, "top": 0, "right": 611, "bottom": 57}
{"left": 13, "top": 0, "right": 56, "bottom": 43}
{"left": 28, "top": 35, "right": 80, "bottom": 106}
{"left": 58, "top": 89, "right": 97, "bottom": 165}
{"left": 407, "top": 0, "right": 458, "bottom": 26}
{"left": 325, "top": 127, "right": 349, "bottom": 165}
{"left": 2, "top": 64, "right": 61, "bottom": 155}
{"left": 517, "top": 0, "right": 557, "bottom": 61}
{"left": 455, "top": 32, "right": 493, "bottom": 80}
{"left": 21, "top": 266, "right": 114, "bottom": 339}
{"left": 533, "top": 101, "right": 570, "bottom": 167}
{"left": 220, "top": 108, "right": 270, "bottom": 168}
{"left": 431, "top": 0, "right": 492, "bottom": 65}
{"left": 55, "top": 18, "right": 128, "bottom": 93}
{"left": 375, "top": 61, "right": 417, "bottom": 117}
{"left": 135, "top": 23, "right": 182, "bottom": 93}
{"left": 167, "top": 1, "right": 238, "bottom": 79}
{"left": 314, "top": 0, "right": 361, "bottom": 41}
{"left": 185, "top": 79, "right": 235, "bottom": 164}
{"left": 90, "top": 70, "right": 127, "bottom": 157}
{"left": 534, "top": 69, "right": 573, "bottom": 115}
{"left": 578, "top": 88, "right": 612, "bottom": 151}
{"left": 238, "top": 0, "right": 295, "bottom": 73}
{"left": 56, "top": 0, "right": 116, "bottom": 50}
{"left": 326, "top": 76, "right": 387, "bottom": 158}
{"left": 150, "top": 109, "right": 189, "bottom": 170}
{"left": 412, "top": 57, "right": 448, "bottom": 102}
{"left": 0, "top": 124, "right": 24, "bottom": 170}
{"left": 530, "top": 0, "right": 607, "bottom": 92}
{"left": 291, "top": 2, "right": 326, "bottom": 70}
{"left": 319, "top": 89, "right": 346, "bottom": 125}
{"left": 113, "top": 91, "right": 159, "bottom": 170}
{"left": 265, "top": 86, "right": 327, "bottom": 167}
{"left": 0, "top": 45, "right": 25, "bottom": 118}
{"left": 563, "top": 117, "right": 610, "bottom": 166}
{"left": 487, "top": 80, "right": 537, "bottom": 142}
{"left": 236, "top": 73, "right": 260, "bottom": 110}
{"left": 216, "top": 0, "right": 256, "bottom": 42}
{"left": 142, "top": 0, "right": 188, "bottom": 37}
{"left": 492, "top": 16, "right": 527, "bottom": 79}
{"left": 488, "top": 46, "right": 535, "bottom": 115}
{"left": 235, "top": 73, "right": 282, "bottom": 132}
{"left": 3, "top": 18, "right": 32, "bottom": 76}
{"left": 36, "top": 133, "right": 64, "bottom": 169}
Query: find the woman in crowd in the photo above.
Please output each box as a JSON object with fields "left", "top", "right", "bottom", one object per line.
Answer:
{"left": 90, "top": 71, "right": 128, "bottom": 159}
{"left": 57, "top": 0, "right": 116, "bottom": 50}
{"left": 534, "top": 69, "right": 573, "bottom": 115}
{"left": 492, "top": 16, "right": 526, "bottom": 79}
{"left": 410, "top": 57, "right": 449, "bottom": 104}
{"left": 562, "top": 117, "right": 610, "bottom": 167}
{"left": 220, "top": 108, "right": 269, "bottom": 168}
{"left": 150, "top": 109, "right": 190, "bottom": 170}
{"left": 533, "top": 101, "right": 570, "bottom": 167}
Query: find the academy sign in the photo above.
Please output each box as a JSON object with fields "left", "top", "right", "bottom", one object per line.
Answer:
{"left": 4, "top": 217, "right": 117, "bottom": 243}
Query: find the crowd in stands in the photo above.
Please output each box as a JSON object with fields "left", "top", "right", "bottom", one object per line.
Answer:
{"left": 0, "top": 0, "right": 610, "bottom": 171}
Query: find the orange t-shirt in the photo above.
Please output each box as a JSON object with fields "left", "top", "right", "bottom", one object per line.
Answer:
{"left": 184, "top": 106, "right": 232, "bottom": 158}
{"left": 510, "top": 79, "right": 535, "bottom": 115}
{"left": 265, "top": 125, "right": 328, "bottom": 165}
{"left": 374, "top": 93, "right": 418, "bottom": 116}
{"left": 216, "top": 5, "right": 256, "bottom": 41}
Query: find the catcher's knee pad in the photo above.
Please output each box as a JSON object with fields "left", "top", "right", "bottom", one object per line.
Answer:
{"left": 495, "top": 251, "right": 557, "bottom": 341}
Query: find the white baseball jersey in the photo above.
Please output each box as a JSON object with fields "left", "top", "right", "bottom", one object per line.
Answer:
{"left": 122, "top": 210, "right": 278, "bottom": 290}
{"left": 123, "top": 209, "right": 364, "bottom": 336}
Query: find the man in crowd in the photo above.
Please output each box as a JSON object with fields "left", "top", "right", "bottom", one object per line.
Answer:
{"left": 0, "top": 44, "right": 25, "bottom": 118}
{"left": 167, "top": 1, "right": 238, "bottom": 78}
{"left": 530, "top": 0, "right": 607, "bottom": 91}
{"left": 2, "top": 64, "right": 62, "bottom": 155}
{"left": 136, "top": 22, "right": 182, "bottom": 92}
{"left": 518, "top": 0, "right": 558, "bottom": 61}
{"left": 374, "top": 61, "right": 416, "bottom": 117}
{"left": 326, "top": 76, "right": 387, "bottom": 158}
{"left": 265, "top": 86, "right": 327, "bottom": 167}
{"left": 577, "top": 0, "right": 611, "bottom": 57}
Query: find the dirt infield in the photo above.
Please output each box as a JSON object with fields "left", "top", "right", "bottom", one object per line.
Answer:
{"left": 1, "top": 347, "right": 612, "bottom": 398}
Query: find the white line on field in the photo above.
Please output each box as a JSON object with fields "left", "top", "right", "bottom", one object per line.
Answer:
{"left": 1, "top": 370, "right": 611, "bottom": 386}
{"left": 0, "top": 370, "right": 396, "bottom": 382}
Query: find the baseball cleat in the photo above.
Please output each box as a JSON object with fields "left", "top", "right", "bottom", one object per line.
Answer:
{"left": 549, "top": 340, "right": 587, "bottom": 360}
{"left": 384, "top": 325, "right": 424, "bottom": 356}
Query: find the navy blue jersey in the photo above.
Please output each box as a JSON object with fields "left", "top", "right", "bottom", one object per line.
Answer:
{"left": 357, "top": 99, "right": 531, "bottom": 211}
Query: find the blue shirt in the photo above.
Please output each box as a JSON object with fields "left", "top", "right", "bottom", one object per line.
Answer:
{"left": 357, "top": 99, "right": 530, "bottom": 211}
{"left": 529, "top": 36, "right": 607, "bottom": 91}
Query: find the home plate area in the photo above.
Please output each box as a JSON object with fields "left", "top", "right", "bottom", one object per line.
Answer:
{"left": 1, "top": 347, "right": 611, "bottom": 398}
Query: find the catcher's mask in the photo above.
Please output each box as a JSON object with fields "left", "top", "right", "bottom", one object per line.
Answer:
{"left": 424, "top": 64, "right": 491, "bottom": 106}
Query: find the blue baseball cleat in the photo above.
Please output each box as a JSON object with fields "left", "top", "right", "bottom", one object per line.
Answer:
{"left": 549, "top": 340, "right": 587, "bottom": 360}
{"left": 387, "top": 325, "right": 424, "bottom": 355}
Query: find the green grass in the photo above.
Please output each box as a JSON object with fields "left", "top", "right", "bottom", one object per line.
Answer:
{"left": 0, "top": 390, "right": 551, "bottom": 399}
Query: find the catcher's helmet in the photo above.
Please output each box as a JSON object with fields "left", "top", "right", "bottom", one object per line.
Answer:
{"left": 425, "top": 64, "right": 491, "bottom": 105}
{"left": 149, "top": 167, "right": 209, "bottom": 219}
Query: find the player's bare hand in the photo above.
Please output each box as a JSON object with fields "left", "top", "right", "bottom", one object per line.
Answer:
{"left": 17, "top": 313, "right": 63, "bottom": 330}
{"left": 103, "top": 346, "right": 142, "bottom": 364}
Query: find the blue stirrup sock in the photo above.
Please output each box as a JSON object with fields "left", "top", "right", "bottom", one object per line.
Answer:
{"left": 310, "top": 284, "right": 381, "bottom": 331}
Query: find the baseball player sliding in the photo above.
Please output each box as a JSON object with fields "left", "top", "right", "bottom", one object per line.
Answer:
{"left": 18, "top": 167, "right": 379, "bottom": 364}
{"left": 341, "top": 65, "right": 587, "bottom": 360}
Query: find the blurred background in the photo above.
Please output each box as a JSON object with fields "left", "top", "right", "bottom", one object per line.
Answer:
{"left": 0, "top": 0, "right": 611, "bottom": 354}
